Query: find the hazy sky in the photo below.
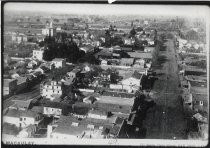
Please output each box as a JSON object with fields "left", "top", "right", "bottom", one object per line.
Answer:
{"left": 4, "top": 3, "right": 209, "bottom": 18}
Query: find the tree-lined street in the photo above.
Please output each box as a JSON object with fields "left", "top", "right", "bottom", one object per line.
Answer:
{"left": 144, "top": 36, "right": 187, "bottom": 139}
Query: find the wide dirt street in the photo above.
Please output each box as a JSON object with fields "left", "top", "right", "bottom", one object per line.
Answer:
{"left": 143, "top": 37, "right": 187, "bottom": 139}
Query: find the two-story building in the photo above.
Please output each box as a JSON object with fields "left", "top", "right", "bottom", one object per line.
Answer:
{"left": 40, "top": 81, "right": 63, "bottom": 100}
{"left": 42, "top": 21, "right": 56, "bottom": 37}
{"left": 3, "top": 109, "right": 43, "bottom": 129}
{"left": 32, "top": 49, "right": 44, "bottom": 61}
{"left": 43, "top": 101, "right": 63, "bottom": 118}
{"left": 3, "top": 79, "right": 18, "bottom": 96}
{"left": 51, "top": 58, "right": 66, "bottom": 69}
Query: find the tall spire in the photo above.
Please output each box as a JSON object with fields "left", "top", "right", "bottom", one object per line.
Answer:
{"left": 50, "top": 21, "right": 53, "bottom": 28}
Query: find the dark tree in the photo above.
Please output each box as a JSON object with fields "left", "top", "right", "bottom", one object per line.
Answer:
{"left": 130, "top": 28, "right": 136, "bottom": 37}
{"left": 104, "top": 30, "right": 112, "bottom": 47}
{"left": 136, "top": 27, "right": 143, "bottom": 32}
{"left": 41, "top": 33, "right": 83, "bottom": 63}
{"left": 111, "top": 36, "right": 124, "bottom": 46}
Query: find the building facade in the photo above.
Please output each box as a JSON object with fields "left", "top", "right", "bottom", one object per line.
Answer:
{"left": 51, "top": 58, "right": 66, "bottom": 69}
{"left": 3, "top": 109, "right": 43, "bottom": 129}
{"left": 33, "top": 49, "right": 44, "bottom": 61}
{"left": 40, "top": 81, "right": 63, "bottom": 100}
{"left": 3, "top": 79, "right": 18, "bottom": 96}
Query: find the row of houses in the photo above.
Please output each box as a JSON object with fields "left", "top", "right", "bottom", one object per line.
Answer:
{"left": 179, "top": 54, "right": 208, "bottom": 140}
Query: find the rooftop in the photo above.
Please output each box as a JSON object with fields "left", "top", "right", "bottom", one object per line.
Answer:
{"left": 185, "top": 75, "right": 207, "bottom": 82}
{"left": 11, "top": 99, "right": 33, "bottom": 109}
{"left": 94, "top": 50, "right": 112, "bottom": 58}
{"left": 52, "top": 58, "right": 65, "bottom": 62}
{"left": 189, "top": 81, "right": 207, "bottom": 88}
{"left": 52, "top": 114, "right": 124, "bottom": 137}
{"left": 184, "top": 66, "right": 207, "bottom": 73}
{"left": 16, "top": 77, "right": 28, "bottom": 85}
{"left": 88, "top": 109, "right": 107, "bottom": 116}
{"left": 70, "top": 68, "right": 81, "bottom": 74}
{"left": 31, "top": 106, "right": 44, "bottom": 114}
{"left": 97, "top": 95, "right": 134, "bottom": 106}
{"left": 42, "top": 100, "right": 71, "bottom": 109}
{"left": 5, "top": 109, "right": 39, "bottom": 118}
{"left": 42, "top": 80, "right": 62, "bottom": 86}
{"left": 102, "top": 91, "right": 135, "bottom": 98}
{"left": 120, "top": 58, "right": 134, "bottom": 65}
{"left": 190, "top": 86, "right": 207, "bottom": 94}
{"left": 132, "top": 71, "right": 143, "bottom": 79}
{"left": 121, "top": 47, "right": 133, "bottom": 51}
{"left": 192, "top": 94, "right": 207, "bottom": 102}
{"left": 3, "top": 79, "right": 17, "bottom": 87}
{"left": 127, "top": 52, "right": 152, "bottom": 59}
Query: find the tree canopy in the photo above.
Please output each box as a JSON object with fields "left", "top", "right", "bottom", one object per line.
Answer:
{"left": 40, "top": 32, "right": 84, "bottom": 63}
{"left": 129, "top": 28, "right": 137, "bottom": 37}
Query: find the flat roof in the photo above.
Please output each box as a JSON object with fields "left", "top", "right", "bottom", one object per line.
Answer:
{"left": 190, "top": 87, "right": 207, "bottom": 94}
{"left": 127, "top": 52, "right": 152, "bottom": 59}
{"left": 190, "top": 81, "right": 207, "bottom": 87}
{"left": 52, "top": 58, "right": 65, "bottom": 61}
{"left": 52, "top": 114, "right": 124, "bottom": 136}
{"left": 121, "top": 58, "right": 134, "bottom": 65}
{"left": 185, "top": 75, "right": 207, "bottom": 82}
{"left": 5, "top": 109, "right": 39, "bottom": 118}
{"left": 97, "top": 95, "right": 134, "bottom": 106}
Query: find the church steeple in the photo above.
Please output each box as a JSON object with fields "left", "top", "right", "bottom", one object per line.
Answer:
{"left": 50, "top": 20, "right": 53, "bottom": 28}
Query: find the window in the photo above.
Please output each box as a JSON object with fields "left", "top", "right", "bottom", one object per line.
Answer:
{"left": 24, "top": 118, "right": 26, "bottom": 121}
{"left": 20, "top": 118, "right": 22, "bottom": 121}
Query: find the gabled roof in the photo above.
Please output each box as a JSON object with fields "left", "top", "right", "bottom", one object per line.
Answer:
{"left": 12, "top": 99, "right": 33, "bottom": 109}
{"left": 16, "top": 77, "right": 28, "bottom": 85}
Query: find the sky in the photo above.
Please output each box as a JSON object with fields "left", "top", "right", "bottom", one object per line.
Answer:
{"left": 4, "top": 3, "right": 209, "bottom": 18}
